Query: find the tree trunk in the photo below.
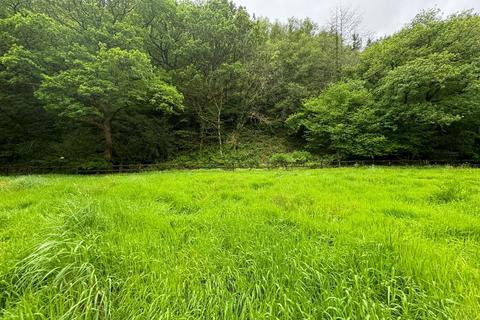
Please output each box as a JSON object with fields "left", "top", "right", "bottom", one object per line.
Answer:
{"left": 216, "top": 107, "right": 223, "bottom": 157}
{"left": 335, "top": 31, "right": 340, "bottom": 80}
{"left": 103, "top": 115, "right": 113, "bottom": 162}
{"left": 199, "top": 120, "right": 206, "bottom": 151}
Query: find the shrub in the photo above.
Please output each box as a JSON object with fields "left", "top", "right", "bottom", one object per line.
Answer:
{"left": 290, "top": 151, "right": 312, "bottom": 165}
{"left": 270, "top": 152, "right": 312, "bottom": 167}
{"left": 269, "top": 153, "right": 293, "bottom": 167}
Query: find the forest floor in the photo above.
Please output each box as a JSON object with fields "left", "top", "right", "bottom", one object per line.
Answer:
{"left": 0, "top": 168, "right": 479, "bottom": 319}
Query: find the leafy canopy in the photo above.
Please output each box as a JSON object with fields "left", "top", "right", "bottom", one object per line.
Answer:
{"left": 36, "top": 46, "right": 183, "bottom": 121}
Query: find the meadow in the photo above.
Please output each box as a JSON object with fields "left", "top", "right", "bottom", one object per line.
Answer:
{"left": 0, "top": 168, "right": 479, "bottom": 319}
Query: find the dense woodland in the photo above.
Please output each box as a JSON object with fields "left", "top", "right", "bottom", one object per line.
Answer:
{"left": 0, "top": 0, "right": 479, "bottom": 166}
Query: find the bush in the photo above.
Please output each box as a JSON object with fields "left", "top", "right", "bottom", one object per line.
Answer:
{"left": 290, "top": 151, "right": 312, "bottom": 165}
{"left": 269, "top": 153, "right": 293, "bottom": 167}
{"left": 269, "top": 151, "right": 312, "bottom": 167}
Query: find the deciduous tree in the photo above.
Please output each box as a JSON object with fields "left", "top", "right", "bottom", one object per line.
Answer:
{"left": 36, "top": 47, "right": 183, "bottom": 161}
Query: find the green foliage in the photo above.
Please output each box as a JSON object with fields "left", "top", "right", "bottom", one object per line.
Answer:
{"left": 0, "top": 13, "right": 70, "bottom": 164}
{"left": 0, "top": 2, "right": 480, "bottom": 164}
{"left": 37, "top": 47, "right": 182, "bottom": 117}
{"left": 291, "top": 12, "right": 480, "bottom": 160}
{"left": 269, "top": 153, "right": 292, "bottom": 167}
{"left": 356, "top": 12, "right": 480, "bottom": 159}
{"left": 35, "top": 0, "right": 145, "bottom": 50}
{"left": 269, "top": 151, "right": 312, "bottom": 167}
{"left": 36, "top": 46, "right": 183, "bottom": 161}
{"left": 171, "top": 130, "right": 293, "bottom": 167}
{"left": 289, "top": 151, "right": 312, "bottom": 164}
{"left": 264, "top": 19, "right": 344, "bottom": 121}
{"left": 288, "top": 80, "right": 392, "bottom": 159}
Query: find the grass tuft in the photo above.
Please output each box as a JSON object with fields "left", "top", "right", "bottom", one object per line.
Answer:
{"left": 1, "top": 200, "right": 116, "bottom": 319}
{"left": 429, "top": 182, "right": 468, "bottom": 204}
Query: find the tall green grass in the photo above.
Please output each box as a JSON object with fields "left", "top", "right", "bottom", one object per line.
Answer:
{"left": 1, "top": 168, "right": 479, "bottom": 319}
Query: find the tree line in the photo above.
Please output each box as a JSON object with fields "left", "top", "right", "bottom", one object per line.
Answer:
{"left": 0, "top": 0, "right": 479, "bottom": 166}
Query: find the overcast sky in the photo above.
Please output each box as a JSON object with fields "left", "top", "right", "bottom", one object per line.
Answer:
{"left": 233, "top": 0, "right": 480, "bottom": 38}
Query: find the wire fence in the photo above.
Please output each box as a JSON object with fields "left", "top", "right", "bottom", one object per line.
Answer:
{"left": 0, "top": 160, "right": 479, "bottom": 176}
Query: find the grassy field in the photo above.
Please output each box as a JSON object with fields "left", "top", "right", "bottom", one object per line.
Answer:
{"left": 0, "top": 168, "right": 479, "bottom": 319}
